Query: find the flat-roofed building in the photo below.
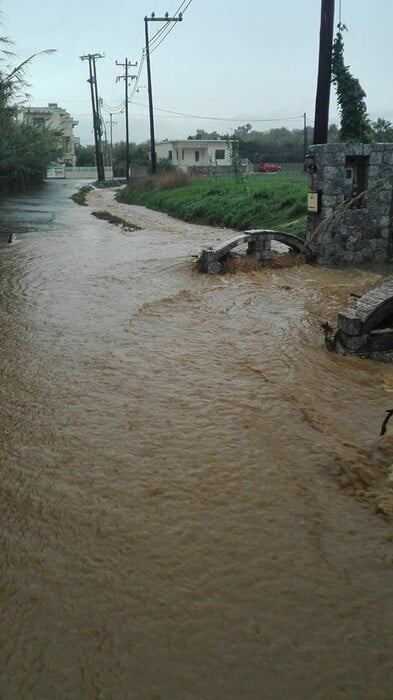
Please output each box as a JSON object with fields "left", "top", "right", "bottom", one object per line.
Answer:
{"left": 22, "top": 103, "right": 79, "bottom": 166}
{"left": 156, "top": 139, "right": 234, "bottom": 172}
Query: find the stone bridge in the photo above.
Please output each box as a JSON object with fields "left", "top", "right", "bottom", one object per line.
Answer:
{"left": 334, "top": 281, "right": 393, "bottom": 354}
{"left": 198, "top": 229, "right": 313, "bottom": 274}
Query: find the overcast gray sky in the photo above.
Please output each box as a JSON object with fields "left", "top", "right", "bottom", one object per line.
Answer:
{"left": 2, "top": 0, "right": 393, "bottom": 145}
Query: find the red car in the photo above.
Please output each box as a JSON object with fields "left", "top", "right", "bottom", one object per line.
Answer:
{"left": 259, "top": 162, "right": 282, "bottom": 173}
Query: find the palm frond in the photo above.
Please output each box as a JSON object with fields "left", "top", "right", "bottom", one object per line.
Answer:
{"left": 5, "top": 48, "right": 57, "bottom": 81}
{"left": 0, "top": 37, "right": 14, "bottom": 61}
{"left": 0, "top": 35, "right": 13, "bottom": 45}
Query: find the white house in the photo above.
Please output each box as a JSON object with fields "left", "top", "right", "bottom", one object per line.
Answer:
{"left": 155, "top": 139, "right": 234, "bottom": 171}
{"left": 21, "top": 103, "right": 79, "bottom": 166}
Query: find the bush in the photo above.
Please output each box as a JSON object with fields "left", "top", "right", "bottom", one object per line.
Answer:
{"left": 134, "top": 171, "right": 191, "bottom": 191}
{"left": 70, "top": 185, "right": 94, "bottom": 206}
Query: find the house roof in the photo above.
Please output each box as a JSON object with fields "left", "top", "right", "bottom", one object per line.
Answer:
{"left": 157, "top": 139, "right": 234, "bottom": 147}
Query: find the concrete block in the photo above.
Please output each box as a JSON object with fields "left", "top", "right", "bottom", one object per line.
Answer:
{"left": 337, "top": 310, "right": 363, "bottom": 336}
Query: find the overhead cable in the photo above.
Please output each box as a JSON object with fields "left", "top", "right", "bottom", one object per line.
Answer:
{"left": 130, "top": 101, "right": 304, "bottom": 123}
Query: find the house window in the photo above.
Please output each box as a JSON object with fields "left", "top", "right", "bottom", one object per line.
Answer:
{"left": 195, "top": 150, "right": 200, "bottom": 162}
{"left": 168, "top": 150, "right": 172, "bottom": 161}
{"left": 32, "top": 117, "right": 45, "bottom": 127}
{"left": 215, "top": 149, "right": 225, "bottom": 160}
{"left": 182, "top": 149, "right": 185, "bottom": 160}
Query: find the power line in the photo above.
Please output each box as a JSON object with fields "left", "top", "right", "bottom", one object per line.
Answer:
{"left": 101, "top": 100, "right": 126, "bottom": 114}
{"left": 148, "top": 20, "right": 172, "bottom": 50}
{"left": 97, "top": 0, "right": 192, "bottom": 127}
{"left": 150, "top": 21, "right": 178, "bottom": 54}
{"left": 75, "top": 108, "right": 304, "bottom": 126}
{"left": 148, "top": 0, "right": 192, "bottom": 51}
{"left": 131, "top": 1, "right": 192, "bottom": 94}
{"left": 149, "top": 1, "right": 192, "bottom": 54}
{"left": 129, "top": 54, "right": 145, "bottom": 101}
{"left": 130, "top": 100, "right": 304, "bottom": 123}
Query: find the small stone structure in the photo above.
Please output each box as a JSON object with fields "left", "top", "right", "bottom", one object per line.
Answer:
{"left": 198, "top": 230, "right": 313, "bottom": 274}
{"left": 326, "top": 281, "right": 393, "bottom": 355}
{"left": 306, "top": 143, "right": 393, "bottom": 265}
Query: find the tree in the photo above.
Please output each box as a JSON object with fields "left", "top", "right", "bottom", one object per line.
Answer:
{"left": 232, "top": 123, "right": 252, "bottom": 142}
{"left": 331, "top": 23, "right": 372, "bottom": 143}
{"left": 0, "top": 24, "right": 58, "bottom": 191}
{"left": 0, "top": 122, "right": 60, "bottom": 190}
{"left": 75, "top": 144, "right": 96, "bottom": 166}
{"left": 187, "top": 129, "right": 223, "bottom": 141}
{"left": 371, "top": 118, "right": 393, "bottom": 143}
{"left": 328, "top": 123, "right": 340, "bottom": 142}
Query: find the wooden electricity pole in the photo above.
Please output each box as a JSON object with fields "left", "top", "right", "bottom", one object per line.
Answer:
{"left": 116, "top": 58, "right": 137, "bottom": 180}
{"left": 80, "top": 53, "right": 105, "bottom": 180}
{"left": 144, "top": 12, "right": 183, "bottom": 175}
{"left": 313, "top": 0, "right": 335, "bottom": 145}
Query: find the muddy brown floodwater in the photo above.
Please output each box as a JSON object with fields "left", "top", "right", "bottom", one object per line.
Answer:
{"left": 1, "top": 181, "right": 392, "bottom": 699}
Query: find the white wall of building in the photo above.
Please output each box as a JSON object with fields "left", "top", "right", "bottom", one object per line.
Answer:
{"left": 22, "top": 103, "right": 79, "bottom": 166}
{"left": 156, "top": 140, "right": 233, "bottom": 169}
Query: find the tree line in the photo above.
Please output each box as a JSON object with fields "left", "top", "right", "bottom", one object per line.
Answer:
{"left": 75, "top": 141, "right": 150, "bottom": 176}
{"left": 76, "top": 116, "right": 393, "bottom": 173}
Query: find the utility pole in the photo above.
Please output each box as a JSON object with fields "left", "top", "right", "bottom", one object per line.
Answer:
{"left": 106, "top": 113, "right": 117, "bottom": 172}
{"left": 80, "top": 53, "right": 105, "bottom": 180}
{"left": 144, "top": 12, "right": 183, "bottom": 175}
{"left": 109, "top": 113, "right": 116, "bottom": 155}
{"left": 303, "top": 112, "right": 308, "bottom": 167}
{"left": 116, "top": 58, "right": 137, "bottom": 180}
{"left": 313, "top": 0, "right": 335, "bottom": 144}
{"left": 102, "top": 119, "right": 108, "bottom": 165}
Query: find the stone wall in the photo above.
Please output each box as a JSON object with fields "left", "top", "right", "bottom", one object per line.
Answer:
{"left": 306, "top": 143, "right": 393, "bottom": 266}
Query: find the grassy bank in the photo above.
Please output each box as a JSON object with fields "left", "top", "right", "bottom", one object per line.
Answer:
{"left": 116, "top": 170, "right": 308, "bottom": 236}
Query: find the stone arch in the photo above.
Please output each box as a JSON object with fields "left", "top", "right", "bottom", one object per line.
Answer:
{"left": 335, "top": 281, "right": 393, "bottom": 355}
{"left": 198, "top": 230, "right": 313, "bottom": 273}
{"left": 362, "top": 297, "right": 393, "bottom": 333}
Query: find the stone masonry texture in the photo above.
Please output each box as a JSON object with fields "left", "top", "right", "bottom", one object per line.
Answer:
{"left": 306, "top": 143, "right": 393, "bottom": 266}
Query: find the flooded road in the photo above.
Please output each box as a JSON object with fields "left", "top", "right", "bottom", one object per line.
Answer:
{"left": 1, "top": 181, "right": 392, "bottom": 699}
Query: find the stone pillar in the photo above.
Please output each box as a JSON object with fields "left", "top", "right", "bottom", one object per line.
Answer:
{"left": 199, "top": 249, "right": 222, "bottom": 274}
{"left": 248, "top": 236, "right": 272, "bottom": 265}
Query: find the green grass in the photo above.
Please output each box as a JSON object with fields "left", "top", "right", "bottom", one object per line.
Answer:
{"left": 93, "top": 178, "right": 126, "bottom": 189}
{"left": 70, "top": 185, "right": 94, "bottom": 206}
{"left": 70, "top": 180, "right": 125, "bottom": 207}
{"left": 91, "top": 210, "right": 141, "bottom": 231}
{"left": 116, "top": 171, "right": 308, "bottom": 237}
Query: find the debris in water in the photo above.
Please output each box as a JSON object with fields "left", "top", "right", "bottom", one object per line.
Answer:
{"left": 321, "top": 321, "right": 338, "bottom": 352}
{"left": 380, "top": 409, "right": 393, "bottom": 436}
